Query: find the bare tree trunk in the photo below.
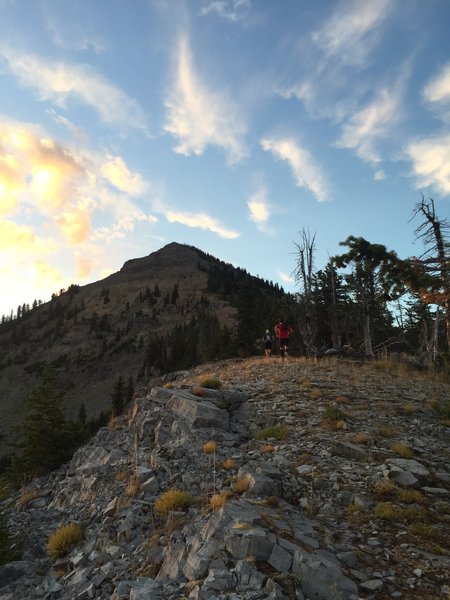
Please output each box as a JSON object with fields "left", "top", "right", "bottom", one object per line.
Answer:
{"left": 362, "top": 308, "right": 374, "bottom": 357}
{"left": 328, "top": 264, "right": 341, "bottom": 350}
{"left": 293, "top": 229, "right": 317, "bottom": 354}
{"left": 414, "top": 196, "right": 450, "bottom": 353}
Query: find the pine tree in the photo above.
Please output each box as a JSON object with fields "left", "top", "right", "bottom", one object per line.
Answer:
{"left": 14, "top": 366, "right": 85, "bottom": 478}
{"left": 112, "top": 375, "right": 124, "bottom": 417}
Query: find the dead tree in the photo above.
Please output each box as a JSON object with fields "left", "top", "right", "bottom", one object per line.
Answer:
{"left": 411, "top": 196, "right": 450, "bottom": 353}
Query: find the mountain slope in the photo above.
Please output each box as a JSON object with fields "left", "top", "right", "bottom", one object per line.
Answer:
{"left": 2, "top": 357, "right": 449, "bottom": 599}
{"left": 0, "top": 242, "right": 286, "bottom": 455}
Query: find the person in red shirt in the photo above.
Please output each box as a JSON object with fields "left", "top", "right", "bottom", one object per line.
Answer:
{"left": 274, "top": 319, "right": 293, "bottom": 359}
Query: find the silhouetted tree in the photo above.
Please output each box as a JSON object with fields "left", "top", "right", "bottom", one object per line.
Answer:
{"left": 13, "top": 366, "right": 86, "bottom": 479}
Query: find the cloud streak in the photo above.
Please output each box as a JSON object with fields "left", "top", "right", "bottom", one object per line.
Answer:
{"left": 423, "top": 62, "right": 450, "bottom": 122}
{"left": 165, "top": 209, "right": 239, "bottom": 239}
{"left": 261, "top": 137, "right": 329, "bottom": 202}
{"left": 0, "top": 47, "right": 148, "bottom": 132}
{"left": 335, "top": 84, "right": 403, "bottom": 163}
{"left": 311, "top": 0, "right": 393, "bottom": 67}
{"left": 163, "top": 35, "right": 247, "bottom": 163}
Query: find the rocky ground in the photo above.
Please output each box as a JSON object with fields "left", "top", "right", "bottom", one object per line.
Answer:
{"left": 1, "top": 356, "right": 449, "bottom": 599}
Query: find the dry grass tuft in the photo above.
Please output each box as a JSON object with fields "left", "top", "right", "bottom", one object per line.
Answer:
{"left": 232, "top": 520, "right": 252, "bottom": 530}
{"left": 372, "top": 479, "right": 396, "bottom": 496}
{"left": 309, "top": 389, "right": 322, "bottom": 399}
{"left": 115, "top": 470, "right": 128, "bottom": 482}
{"left": 402, "top": 403, "right": 418, "bottom": 415}
{"left": 234, "top": 474, "right": 252, "bottom": 494}
{"left": 374, "top": 501, "right": 423, "bottom": 522}
{"left": 154, "top": 488, "right": 194, "bottom": 516}
{"left": 300, "top": 378, "right": 312, "bottom": 387}
{"left": 222, "top": 458, "right": 236, "bottom": 470}
{"left": 163, "top": 383, "right": 174, "bottom": 389}
{"left": 391, "top": 442, "right": 414, "bottom": 458}
{"left": 407, "top": 522, "right": 438, "bottom": 539}
{"left": 351, "top": 432, "right": 370, "bottom": 445}
{"left": 209, "top": 491, "right": 230, "bottom": 511}
{"left": 47, "top": 523, "right": 83, "bottom": 559}
{"left": 396, "top": 488, "right": 425, "bottom": 504}
{"left": 126, "top": 475, "right": 141, "bottom": 497}
{"left": 378, "top": 425, "right": 397, "bottom": 438}
{"left": 203, "top": 440, "right": 217, "bottom": 454}
{"left": 18, "top": 487, "right": 40, "bottom": 508}
{"left": 336, "top": 395, "right": 352, "bottom": 404}
{"left": 259, "top": 443, "right": 276, "bottom": 454}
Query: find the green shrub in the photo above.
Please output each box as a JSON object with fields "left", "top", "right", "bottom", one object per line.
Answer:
{"left": 255, "top": 424, "right": 289, "bottom": 441}
{"left": 47, "top": 523, "right": 83, "bottom": 559}
{"left": 323, "top": 406, "right": 346, "bottom": 421}
{"left": 431, "top": 398, "right": 450, "bottom": 419}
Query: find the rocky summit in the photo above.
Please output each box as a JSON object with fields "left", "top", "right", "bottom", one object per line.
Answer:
{"left": 1, "top": 357, "right": 449, "bottom": 600}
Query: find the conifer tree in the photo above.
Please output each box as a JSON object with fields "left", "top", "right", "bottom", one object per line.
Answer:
{"left": 14, "top": 366, "right": 85, "bottom": 478}
{"left": 112, "top": 375, "right": 124, "bottom": 416}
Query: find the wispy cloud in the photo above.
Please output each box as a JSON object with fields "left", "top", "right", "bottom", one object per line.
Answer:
{"left": 165, "top": 209, "right": 239, "bottom": 239}
{"left": 335, "top": 84, "right": 404, "bottom": 163}
{"left": 163, "top": 35, "right": 247, "bottom": 163}
{"left": 423, "top": 62, "right": 450, "bottom": 122}
{"left": 261, "top": 137, "right": 329, "bottom": 202}
{"left": 247, "top": 186, "right": 272, "bottom": 233}
{"left": 0, "top": 47, "right": 148, "bottom": 132}
{"left": 101, "top": 156, "right": 148, "bottom": 196}
{"left": 312, "top": 0, "right": 393, "bottom": 67}
{"left": 277, "top": 0, "right": 394, "bottom": 123}
{"left": 405, "top": 134, "right": 450, "bottom": 196}
{"left": 374, "top": 169, "right": 386, "bottom": 181}
{"left": 199, "top": 0, "right": 251, "bottom": 22}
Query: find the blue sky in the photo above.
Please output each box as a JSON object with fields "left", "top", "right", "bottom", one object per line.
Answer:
{"left": 1, "top": 0, "right": 450, "bottom": 317}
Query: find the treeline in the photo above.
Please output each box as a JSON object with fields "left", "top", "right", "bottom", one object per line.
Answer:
{"left": 291, "top": 197, "right": 449, "bottom": 363}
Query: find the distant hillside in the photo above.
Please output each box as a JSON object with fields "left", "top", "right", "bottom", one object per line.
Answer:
{"left": 0, "top": 242, "right": 291, "bottom": 456}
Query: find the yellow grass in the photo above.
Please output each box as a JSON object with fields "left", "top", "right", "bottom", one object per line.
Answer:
{"left": 47, "top": 524, "right": 83, "bottom": 559}
{"left": 222, "top": 458, "right": 236, "bottom": 470}
{"left": 234, "top": 475, "right": 251, "bottom": 494}
{"left": 203, "top": 440, "right": 217, "bottom": 454}
{"left": 391, "top": 442, "right": 413, "bottom": 458}
{"left": 154, "top": 488, "right": 194, "bottom": 516}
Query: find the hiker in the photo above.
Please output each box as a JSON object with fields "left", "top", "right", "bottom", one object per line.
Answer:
{"left": 274, "top": 319, "right": 293, "bottom": 358}
{"left": 262, "top": 329, "right": 273, "bottom": 357}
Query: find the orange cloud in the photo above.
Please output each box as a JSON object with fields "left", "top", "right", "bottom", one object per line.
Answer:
{"left": 75, "top": 254, "right": 95, "bottom": 279}
{"left": 56, "top": 208, "right": 91, "bottom": 244}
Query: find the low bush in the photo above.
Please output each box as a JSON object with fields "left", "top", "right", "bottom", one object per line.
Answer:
{"left": 255, "top": 424, "right": 289, "bottom": 441}
{"left": 322, "top": 406, "right": 346, "bottom": 422}
{"left": 199, "top": 378, "right": 222, "bottom": 389}
{"left": 431, "top": 398, "right": 450, "bottom": 420}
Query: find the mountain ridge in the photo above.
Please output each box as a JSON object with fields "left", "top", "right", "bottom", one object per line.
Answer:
{"left": 2, "top": 356, "right": 449, "bottom": 598}
{"left": 0, "top": 242, "right": 289, "bottom": 457}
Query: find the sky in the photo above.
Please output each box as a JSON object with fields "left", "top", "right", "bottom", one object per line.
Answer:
{"left": 1, "top": 0, "right": 450, "bottom": 318}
